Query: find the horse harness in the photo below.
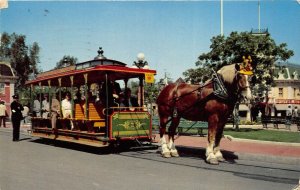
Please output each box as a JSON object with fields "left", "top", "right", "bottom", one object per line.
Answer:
{"left": 171, "top": 69, "right": 241, "bottom": 120}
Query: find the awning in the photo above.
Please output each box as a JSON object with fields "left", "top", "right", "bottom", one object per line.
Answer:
{"left": 275, "top": 104, "right": 289, "bottom": 110}
{"left": 239, "top": 104, "right": 249, "bottom": 111}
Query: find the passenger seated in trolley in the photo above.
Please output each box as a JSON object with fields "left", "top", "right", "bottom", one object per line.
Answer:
{"left": 122, "top": 88, "right": 139, "bottom": 110}
{"left": 41, "top": 94, "right": 50, "bottom": 119}
{"left": 99, "top": 80, "right": 121, "bottom": 107}
{"left": 61, "top": 92, "right": 74, "bottom": 130}
{"left": 33, "top": 95, "right": 41, "bottom": 117}
{"left": 51, "top": 93, "right": 60, "bottom": 130}
{"left": 41, "top": 94, "right": 50, "bottom": 128}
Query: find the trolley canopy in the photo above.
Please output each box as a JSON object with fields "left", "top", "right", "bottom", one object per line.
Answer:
{"left": 26, "top": 58, "right": 156, "bottom": 87}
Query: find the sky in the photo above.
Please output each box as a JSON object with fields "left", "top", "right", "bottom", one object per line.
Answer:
{"left": 0, "top": 0, "right": 300, "bottom": 80}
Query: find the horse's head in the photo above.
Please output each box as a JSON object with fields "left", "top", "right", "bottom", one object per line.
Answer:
{"left": 217, "top": 63, "right": 253, "bottom": 100}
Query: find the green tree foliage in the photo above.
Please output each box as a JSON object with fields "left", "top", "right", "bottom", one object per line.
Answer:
{"left": 127, "top": 80, "right": 160, "bottom": 105}
{"left": 183, "top": 32, "right": 294, "bottom": 87}
{"left": 55, "top": 55, "right": 78, "bottom": 69}
{"left": 0, "top": 32, "right": 40, "bottom": 89}
{"left": 144, "top": 82, "right": 159, "bottom": 104}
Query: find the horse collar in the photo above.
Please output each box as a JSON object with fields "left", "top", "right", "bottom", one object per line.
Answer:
{"left": 212, "top": 73, "right": 229, "bottom": 100}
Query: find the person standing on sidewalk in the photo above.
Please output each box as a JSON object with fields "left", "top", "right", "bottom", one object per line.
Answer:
{"left": 285, "top": 105, "right": 292, "bottom": 130}
{"left": 0, "top": 100, "right": 7, "bottom": 128}
{"left": 10, "top": 95, "right": 24, "bottom": 141}
{"left": 293, "top": 106, "right": 300, "bottom": 131}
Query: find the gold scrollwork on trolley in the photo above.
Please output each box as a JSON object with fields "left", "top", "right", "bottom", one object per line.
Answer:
{"left": 118, "top": 120, "right": 145, "bottom": 130}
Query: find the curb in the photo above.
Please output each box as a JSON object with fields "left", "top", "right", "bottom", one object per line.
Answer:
{"left": 224, "top": 135, "right": 300, "bottom": 147}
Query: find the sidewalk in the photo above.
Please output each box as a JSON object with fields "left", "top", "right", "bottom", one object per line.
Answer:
{"left": 1, "top": 121, "right": 300, "bottom": 165}
{"left": 154, "top": 124, "right": 300, "bottom": 165}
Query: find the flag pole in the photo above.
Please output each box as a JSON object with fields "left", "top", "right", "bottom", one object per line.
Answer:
{"left": 221, "top": 0, "right": 223, "bottom": 36}
{"left": 258, "top": 0, "right": 261, "bottom": 32}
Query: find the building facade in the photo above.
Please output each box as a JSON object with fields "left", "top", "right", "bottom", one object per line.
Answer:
{"left": 268, "top": 63, "right": 300, "bottom": 116}
{"left": 238, "top": 63, "right": 300, "bottom": 121}
{"left": 0, "top": 62, "right": 18, "bottom": 115}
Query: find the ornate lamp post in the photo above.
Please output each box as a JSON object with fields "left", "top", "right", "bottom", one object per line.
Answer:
{"left": 133, "top": 53, "right": 149, "bottom": 106}
{"left": 133, "top": 53, "right": 148, "bottom": 69}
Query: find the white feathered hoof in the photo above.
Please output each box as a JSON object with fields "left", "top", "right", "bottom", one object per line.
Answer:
{"left": 215, "top": 151, "right": 225, "bottom": 162}
{"left": 161, "top": 151, "right": 171, "bottom": 158}
{"left": 161, "top": 144, "right": 171, "bottom": 158}
{"left": 206, "top": 157, "right": 219, "bottom": 165}
{"left": 217, "top": 156, "right": 225, "bottom": 162}
{"left": 206, "top": 153, "right": 219, "bottom": 165}
{"left": 170, "top": 150, "right": 179, "bottom": 157}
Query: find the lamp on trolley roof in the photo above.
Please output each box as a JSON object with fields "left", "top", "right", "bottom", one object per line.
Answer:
{"left": 133, "top": 52, "right": 149, "bottom": 69}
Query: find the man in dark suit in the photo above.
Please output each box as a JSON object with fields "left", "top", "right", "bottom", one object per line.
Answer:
{"left": 123, "top": 88, "right": 139, "bottom": 108}
{"left": 10, "top": 95, "right": 24, "bottom": 141}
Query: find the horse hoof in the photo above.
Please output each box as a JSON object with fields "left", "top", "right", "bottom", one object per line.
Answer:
{"left": 170, "top": 151, "right": 179, "bottom": 157}
{"left": 217, "top": 157, "right": 225, "bottom": 162}
{"left": 206, "top": 158, "right": 219, "bottom": 165}
{"left": 161, "top": 152, "right": 171, "bottom": 158}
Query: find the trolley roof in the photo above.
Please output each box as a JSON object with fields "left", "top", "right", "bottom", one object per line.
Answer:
{"left": 26, "top": 58, "right": 156, "bottom": 87}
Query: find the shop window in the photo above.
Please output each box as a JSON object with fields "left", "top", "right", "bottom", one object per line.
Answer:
{"left": 279, "top": 88, "right": 283, "bottom": 97}
{"left": 0, "top": 83, "right": 5, "bottom": 95}
{"left": 239, "top": 111, "right": 247, "bottom": 117}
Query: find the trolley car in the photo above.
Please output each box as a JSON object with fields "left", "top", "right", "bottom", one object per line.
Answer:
{"left": 25, "top": 49, "right": 156, "bottom": 147}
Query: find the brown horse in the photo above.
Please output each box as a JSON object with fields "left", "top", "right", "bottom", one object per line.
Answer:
{"left": 156, "top": 63, "right": 251, "bottom": 164}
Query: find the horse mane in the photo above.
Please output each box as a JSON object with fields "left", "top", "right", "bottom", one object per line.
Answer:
{"left": 217, "top": 64, "right": 237, "bottom": 85}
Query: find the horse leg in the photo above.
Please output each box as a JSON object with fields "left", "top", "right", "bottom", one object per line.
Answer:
{"left": 159, "top": 116, "right": 171, "bottom": 158}
{"left": 168, "top": 117, "right": 180, "bottom": 157}
{"left": 213, "top": 124, "right": 226, "bottom": 162}
{"left": 206, "top": 114, "right": 219, "bottom": 165}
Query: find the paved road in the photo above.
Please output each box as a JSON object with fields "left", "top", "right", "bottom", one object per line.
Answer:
{"left": 0, "top": 131, "right": 299, "bottom": 190}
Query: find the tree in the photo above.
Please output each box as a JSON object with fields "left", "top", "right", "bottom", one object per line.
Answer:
{"left": 183, "top": 31, "right": 294, "bottom": 129}
{"left": 29, "top": 42, "right": 40, "bottom": 78}
{"left": 55, "top": 55, "right": 78, "bottom": 69}
{"left": 184, "top": 31, "right": 294, "bottom": 91}
{"left": 144, "top": 82, "right": 159, "bottom": 105}
{"left": 0, "top": 32, "right": 41, "bottom": 89}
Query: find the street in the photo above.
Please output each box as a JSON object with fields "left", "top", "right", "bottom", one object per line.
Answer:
{"left": 0, "top": 130, "right": 299, "bottom": 190}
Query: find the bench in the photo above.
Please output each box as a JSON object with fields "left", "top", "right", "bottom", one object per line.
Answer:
{"left": 61, "top": 103, "right": 106, "bottom": 131}
{"left": 74, "top": 103, "right": 85, "bottom": 120}
{"left": 88, "top": 103, "right": 106, "bottom": 128}
{"left": 177, "top": 121, "right": 208, "bottom": 136}
{"left": 292, "top": 117, "right": 300, "bottom": 126}
{"left": 261, "top": 116, "right": 287, "bottom": 129}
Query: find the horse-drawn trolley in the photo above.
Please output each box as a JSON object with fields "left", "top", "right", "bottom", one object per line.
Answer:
{"left": 25, "top": 49, "right": 156, "bottom": 147}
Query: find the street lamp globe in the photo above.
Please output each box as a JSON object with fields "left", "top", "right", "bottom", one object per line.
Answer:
{"left": 134, "top": 52, "right": 148, "bottom": 69}
{"left": 137, "top": 52, "right": 145, "bottom": 61}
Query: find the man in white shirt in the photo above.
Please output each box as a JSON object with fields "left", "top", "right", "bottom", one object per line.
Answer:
{"left": 22, "top": 105, "right": 30, "bottom": 124}
{"left": 42, "top": 94, "right": 50, "bottom": 119}
{"left": 33, "top": 96, "right": 41, "bottom": 117}
{"left": 61, "top": 92, "right": 74, "bottom": 130}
